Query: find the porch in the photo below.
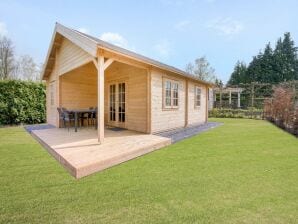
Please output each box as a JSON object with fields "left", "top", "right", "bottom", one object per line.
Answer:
{"left": 51, "top": 57, "right": 150, "bottom": 141}
{"left": 32, "top": 127, "right": 171, "bottom": 178}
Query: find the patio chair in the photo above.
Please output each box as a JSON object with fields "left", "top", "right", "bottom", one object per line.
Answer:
{"left": 79, "top": 111, "right": 89, "bottom": 127}
{"left": 93, "top": 107, "right": 98, "bottom": 128}
{"left": 88, "top": 107, "right": 96, "bottom": 126}
{"left": 57, "top": 107, "right": 65, "bottom": 128}
{"left": 62, "top": 110, "right": 75, "bottom": 131}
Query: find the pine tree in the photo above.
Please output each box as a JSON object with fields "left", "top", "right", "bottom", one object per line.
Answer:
{"left": 259, "top": 43, "right": 274, "bottom": 83}
{"left": 228, "top": 61, "right": 247, "bottom": 85}
{"left": 246, "top": 54, "right": 262, "bottom": 83}
{"left": 273, "top": 33, "right": 298, "bottom": 82}
{"left": 228, "top": 32, "right": 298, "bottom": 85}
{"left": 280, "top": 32, "right": 297, "bottom": 81}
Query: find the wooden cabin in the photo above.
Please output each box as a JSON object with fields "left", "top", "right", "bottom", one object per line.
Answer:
{"left": 42, "top": 23, "right": 213, "bottom": 143}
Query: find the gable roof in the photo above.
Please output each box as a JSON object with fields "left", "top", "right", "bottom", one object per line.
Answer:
{"left": 42, "top": 23, "right": 214, "bottom": 86}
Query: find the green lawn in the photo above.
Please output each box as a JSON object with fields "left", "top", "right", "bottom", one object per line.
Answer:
{"left": 0, "top": 119, "right": 297, "bottom": 223}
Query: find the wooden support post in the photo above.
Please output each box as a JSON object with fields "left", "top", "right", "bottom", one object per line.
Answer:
{"left": 57, "top": 76, "right": 62, "bottom": 127}
{"left": 205, "top": 87, "right": 208, "bottom": 122}
{"left": 97, "top": 55, "right": 105, "bottom": 143}
{"left": 219, "top": 89, "right": 222, "bottom": 108}
{"left": 237, "top": 92, "right": 241, "bottom": 108}
{"left": 146, "top": 68, "right": 152, "bottom": 133}
{"left": 214, "top": 91, "right": 216, "bottom": 102}
{"left": 251, "top": 83, "right": 255, "bottom": 107}
{"left": 229, "top": 90, "right": 232, "bottom": 105}
{"left": 55, "top": 50, "right": 61, "bottom": 127}
{"left": 184, "top": 80, "right": 189, "bottom": 127}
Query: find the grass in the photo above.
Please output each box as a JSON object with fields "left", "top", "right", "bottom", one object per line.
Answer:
{"left": 0, "top": 118, "right": 297, "bottom": 224}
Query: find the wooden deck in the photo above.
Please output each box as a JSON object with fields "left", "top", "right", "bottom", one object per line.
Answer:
{"left": 32, "top": 127, "right": 171, "bottom": 179}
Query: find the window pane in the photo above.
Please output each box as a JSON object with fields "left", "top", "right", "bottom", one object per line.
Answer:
{"left": 195, "top": 87, "right": 201, "bottom": 107}
{"left": 173, "top": 83, "right": 178, "bottom": 91}
{"left": 173, "top": 90, "right": 178, "bottom": 98}
{"left": 166, "top": 89, "right": 171, "bottom": 97}
{"left": 173, "top": 99, "right": 178, "bottom": 106}
{"left": 164, "top": 80, "right": 179, "bottom": 108}
{"left": 173, "top": 83, "right": 178, "bottom": 106}
{"left": 166, "top": 81, "right": 171, "bottom": 89}
{"left": 165, "top": 97, "right": 171, "bottom": 106}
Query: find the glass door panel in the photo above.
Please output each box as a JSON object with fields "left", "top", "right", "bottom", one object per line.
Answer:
{"left": 109, "top": 84, "right": 116, "bottom": 121}
{"left": 118, "top": 83, "right": 125, "bottom": 123}
{"left": 109, "top": 82, "right": 126, "bottom": 127}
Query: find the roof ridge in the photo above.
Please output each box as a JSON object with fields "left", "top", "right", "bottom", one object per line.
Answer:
{"left": 50, "top": 23, "right": 213, "bottom": 86}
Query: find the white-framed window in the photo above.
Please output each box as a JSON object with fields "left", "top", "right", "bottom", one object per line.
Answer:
{"left": 195, "top": 86, "right": 201, "bottom": 107}
{"left": 163, "top": 78, "right": 179, "bottom": 109}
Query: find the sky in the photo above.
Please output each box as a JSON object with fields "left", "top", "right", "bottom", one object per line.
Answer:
{"left": 0, "top": 0, "right": 297, "bottom": 83}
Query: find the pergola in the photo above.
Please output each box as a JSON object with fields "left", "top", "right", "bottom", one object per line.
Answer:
{"left": 213, "top": 87, "right": 244, "bottom": 108}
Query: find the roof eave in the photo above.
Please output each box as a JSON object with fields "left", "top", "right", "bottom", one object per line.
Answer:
{"left": 42, "top": 23, "right": 215, "bottom": 87}
{"left": 97, "top": 45, "right": 214, "bottom": 87}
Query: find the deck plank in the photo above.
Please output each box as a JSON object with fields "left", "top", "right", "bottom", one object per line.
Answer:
{"left": 31, "top": 128, "right": 171, "bottom": 178}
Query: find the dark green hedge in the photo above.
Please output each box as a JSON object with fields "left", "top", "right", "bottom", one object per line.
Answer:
{"left": 0, "top": 80, "right": 46, "bottom": 125}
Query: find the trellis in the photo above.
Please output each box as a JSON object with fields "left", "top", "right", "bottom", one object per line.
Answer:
{"left": 212, "top": 81, "right": 298, "bottom": 109}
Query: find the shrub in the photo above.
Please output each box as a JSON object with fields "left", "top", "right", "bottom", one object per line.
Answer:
{"left": 264, "top": 86, "right": 297, "bottom": 136}
{"left": 209, "top": 108, "right": 263, "bottom": 119}
{"left": 0, "top": 80, "right": 46, "bottom": 125}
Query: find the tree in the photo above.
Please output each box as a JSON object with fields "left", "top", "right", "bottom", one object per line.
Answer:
{"left": 0, "top": 36, "right": 41, "bottom": 81}
{"left": 15, "top": 55, "right": 41, "bottom": 81}
{"left": 246, "top": 53, "right": 263, "bottom": 83}
{"left": 228, "top": 32, "right": 298, "bottom": 85}
{"left": 273, "top": 32, "right": 298, "bottom": 82}
{"left": 185, "top": 56, "right": 217, "bottom": 82}
{"left": 259, "top": 43, "right": 275, "bottom": 83}
{"left": 0, "top": 36, "right": 15, "bottom": 80}
{"left": 227, "top": 61, "right": 247, "bottom": 85}
{"left": 215, "top": 78, "right": 223, "bottom": 87}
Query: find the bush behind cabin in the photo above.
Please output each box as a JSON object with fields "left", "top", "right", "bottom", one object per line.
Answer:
{"left": 0, "top": 80, "right": 46, "bottom": 125}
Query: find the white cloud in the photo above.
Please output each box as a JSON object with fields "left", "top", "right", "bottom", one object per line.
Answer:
{"left": 174, "top": 20, "right": 191, "bottom": 31}
{"left": 77, "top": 27, "right": 90, "bottom": 34}
{"left": 99, "top": 32, "right": 129, "bottom": 48}
{"left": 154, "top": 39, "right": 171, "bottom": 58}
{"left": 0, "top": 22, "right": 8, "bottom": 36}
{"left": 206, "top": 17, "right": 244, "bottom": 36}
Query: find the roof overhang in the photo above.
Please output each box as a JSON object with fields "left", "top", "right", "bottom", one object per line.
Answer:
{"left": 42, "top": 23, "right": 214, "bottom": 87}
{"left": 41, "top": 23, "right": 98, "bottom": 80}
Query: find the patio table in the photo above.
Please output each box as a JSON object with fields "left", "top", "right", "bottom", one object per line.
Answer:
{"left": 69, "top": 109, "right": 97, "bottom": 132}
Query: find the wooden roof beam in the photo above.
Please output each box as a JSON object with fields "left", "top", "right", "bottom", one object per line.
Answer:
{"left": 100, "top": 49, "right": 149, "bottom": 70}
{"left": 103, "top": 58, "right": 114, "bottom": 71}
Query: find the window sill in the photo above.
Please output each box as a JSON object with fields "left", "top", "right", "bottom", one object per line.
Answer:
{"left": 162, "top": 107, "right": 179, "bottom": 111}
